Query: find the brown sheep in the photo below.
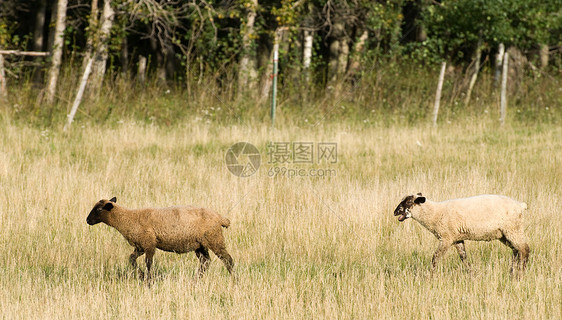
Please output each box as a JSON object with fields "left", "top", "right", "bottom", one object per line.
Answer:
{"left": 394, "top": 193, "right": 529, "bottom": 278}
{"left": 86, "top": 197, "right": 234, "bottom": 282}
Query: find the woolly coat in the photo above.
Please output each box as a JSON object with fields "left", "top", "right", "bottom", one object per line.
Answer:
{"left": 409, "top": 195, "right": 527, "bottom": 243}
{"left": 88, "top": 200, "right": 230, "bottom": 254}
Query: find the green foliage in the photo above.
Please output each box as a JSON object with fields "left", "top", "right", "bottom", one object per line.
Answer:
{"left": 0, "top": 0, "right": 560, "bottom": 127}
{"left": 0, "top": 19, "right": 24, "bottom": 49}
{"left": 364, "top": 0, "right": 404, "bottom": 51}
{"left": 423, "top": 0, "right": 562, "bottom": 62}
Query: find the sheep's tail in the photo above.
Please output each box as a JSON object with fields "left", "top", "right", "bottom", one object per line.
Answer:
{"left": 220, "top": 216, "right": 231, "bottom": 228}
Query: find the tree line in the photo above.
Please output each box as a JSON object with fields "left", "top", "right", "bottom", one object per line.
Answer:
{"left": 0, "top": 0, "right": 561, "bottom": 102}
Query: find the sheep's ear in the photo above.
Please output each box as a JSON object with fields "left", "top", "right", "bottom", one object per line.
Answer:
{"left": 414, "top": 196, "right": 426, "bottom": 204}
{"left": 417, "top": 192, "right": 423, "bottom": 196}
{"left": 103, "top": 202, "right": 114, "bottom": 211}
{"left": 110, "top": 197, "right": 117, "bottom": 203}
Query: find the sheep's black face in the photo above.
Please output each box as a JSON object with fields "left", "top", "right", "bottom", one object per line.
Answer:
{"left": 393, "top": 194, "right": 425, "bottom": 222}
{"left": 86, "top": 197, "right": 116, "bottom": 225}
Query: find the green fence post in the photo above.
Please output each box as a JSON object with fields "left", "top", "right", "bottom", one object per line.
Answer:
{"left": 271, "top": 42, "right": 278, "bottom": 126}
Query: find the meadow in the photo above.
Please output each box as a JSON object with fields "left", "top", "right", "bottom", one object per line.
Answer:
{"left": 0, "top": 114, "right": 560, "bottom": 319}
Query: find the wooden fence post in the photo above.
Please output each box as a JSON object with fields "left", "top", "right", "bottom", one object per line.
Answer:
{"left": 0, "top": 54, "right": 6, "bottom": 100}
{"left": 500, "top": 52, "right": 509, "bottom": 126}
{"left": 0, "top": 50, "right": 50, "bottom": 100}
{"left": 64, "top": 57, "right": 93, "bottom": 131}
{"left": 432, "top": 62, "right": 447, "bottom": 127}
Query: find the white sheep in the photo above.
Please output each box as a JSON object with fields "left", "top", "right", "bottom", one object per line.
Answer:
{"left": 393, "top": 193, "right": 529, "bottom": 277}
{"left": 86, "top": 197, "right": 234, "bottom": 283}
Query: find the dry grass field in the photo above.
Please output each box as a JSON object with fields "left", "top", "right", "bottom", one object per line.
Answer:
{"left": 0, "top": 119, "right": 560, "bottom": 319}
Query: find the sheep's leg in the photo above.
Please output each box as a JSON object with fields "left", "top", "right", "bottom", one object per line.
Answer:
{"left": 501, "top": 234, "right": 529, "bottom": 278}
{"left": 453, "top": 241, "right": 471, "bottom": 271}
{"left": 517, "top": 243, "right": 530, "bottom": 278}
{"left": 431, "top": 241, "right": 452, "bottom": 272}
{"left": 499, "top": 236, "right": 517, "bottom": 275}
{"left": 129, "top": 248, "right": 144, "bottom": 280}
{"left": 195, "top": 247, "right": 211, "bottom": 278}
{"left": 144, "top": 248, "right": 155, "bottom": 286}
{"left": 129, "top": 248, "right": 145, "bottom": 279}
{"left": 206, "top": 231, "right": 234, "bottom": 276}
{"left": 209, "top": 245, "right": 234, "bottom": 275}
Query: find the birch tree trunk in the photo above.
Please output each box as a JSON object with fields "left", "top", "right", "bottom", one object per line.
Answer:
{"left": 82, "top": 0, "right": 99, "bottom": 71}
{"left": 90, "top": 0, "right": 115, "bottom": 93}
{"left": 303, "top": 30, "right": 314, "bottom": 82}
{"left": 500, "top": 52, "right": 509, "bottom": 126}
{"left": 64, "top": 57, "right": 94, "bottom": 131}
{"left": 238, "top": 0, "right": 258, "bottom": 95}
{"left": 494, "top": 43, "right": 505, "bottom": 88}
{"left": 45, "top": 0, "right": 68, "bottom": 104}
{"left": 464, "top": 38, "right": 482, "bottom": 105}
{"left": 432, "top": 62, "right": 447, "bottom": 127}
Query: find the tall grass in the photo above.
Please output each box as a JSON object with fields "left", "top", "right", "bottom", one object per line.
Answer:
{"left": 1, "top": 62, "right": 560, "bottom": 127}
{"left": 0, "top": 119, "right": 560, "bottom": 319}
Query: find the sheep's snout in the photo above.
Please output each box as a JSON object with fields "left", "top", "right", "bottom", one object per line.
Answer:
{"left": 394, "top": 194, "right": 425, "bottom": 222}
{"left": 86, "top": 207, "right": 103, "bottom": 225}
{"left": 86, "top": 198, "right": 115, "bottom": 225}
{"left": 393, "top": 203, "right": 411, "bottom": 222}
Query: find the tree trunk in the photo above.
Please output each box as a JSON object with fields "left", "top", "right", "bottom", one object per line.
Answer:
{"left": 347, "top": 29, "right": 368, "bottom": 78}
{"left": 47, "top": 0, "right": 58, "bottom": 53}
{"left": 494, "top": 43, "right": 505, "bottom": 88}
{"left": 500, "top": 52, "right": 509, "bottom": 126}
{"left": 465, "top": 37, "right": 482, "bottom": 105}
{"left": 45, "top": 0, "right": 68, "bottom": 104}
{"left": 64, "top": 57, "right": 94, "bottom": 131}
{"left": 539, "top": 44, "right": 549, "bottom": 69}
{"left": 328, "top": 20, "right": 347, "bottom": 84}
{"left": 238, "top": 0, "right": 258, "bottom": 96}
{"left": 120, "top": 36, "right": 128, "bottom": 77}
{"left": 303, "top": 30, "right": 314, "bottom": 82}
{"left": 156, "top": 48, "right": 166, "bottom": 83}
{"left": 31, "top": 0, "right": 48, "bottom": 83}
{"left": 32, "top": 0, "right": 47, "bottom": 51}
{"left": 260, "top": 28, "right": 284, "bottom": 101}
{"left": 137, "top": 55, "right": 147, "bottom": 84}
{"left": 328, "top": 39, "right": 340, "bottom": 83}
{"left": 0, "top": 54, "right": 6, "bottom": 100}
{"left": 164, "top": 44, "right": 176, "bottom": 80}
{"left": 337, "top": 38, "right": 349, "bottom": 76}
{"left": 90, "top": 0, "right": 115, "bottom": 93}
{"left": 432, "top": 62, "right": 447, "bottom": 127}
{"left": 81, "top": 0, "right": 98, "bottom": 69}
{"left": 83, "top": 0, "right": 99, "bottom": 58}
